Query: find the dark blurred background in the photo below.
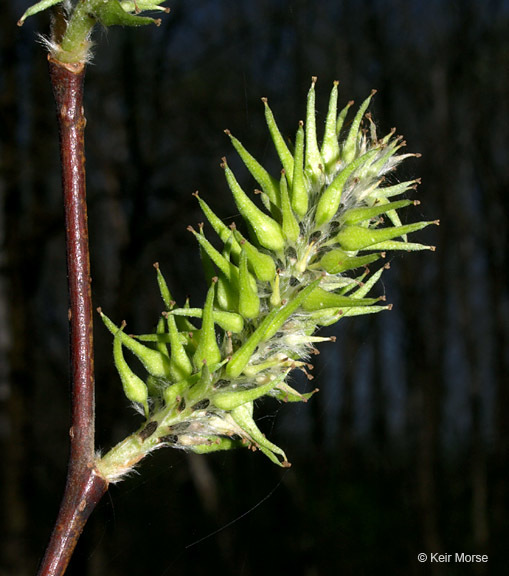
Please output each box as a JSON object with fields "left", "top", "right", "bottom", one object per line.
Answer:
{"left": 1, "top": 1, "right": 508, "bottom": 575}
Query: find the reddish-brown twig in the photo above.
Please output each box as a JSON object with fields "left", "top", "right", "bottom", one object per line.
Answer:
{"left": 36, "top": 56, "right": 108, "bottom": 576}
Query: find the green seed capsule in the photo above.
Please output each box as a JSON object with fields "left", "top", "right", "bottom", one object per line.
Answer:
{"left": 170, "top": 307, "right": 244, "bottom": 334}
{"left": 226, "top": 308, "right": 279, "bottom": 379}
{"left": 342, "top": 199, "right": 415, "bottom": 225}
{"left": 301, "top": 287, "right": 380, "bottom": 312}
{"left": 263, "top": 277, "right": 320, "bottom": 339}
{"left": 99, "top": 310, "right": 171, "bottom": 378}
{"left": 335, "top": 220, "right": 436, "bottom": 251}
{"left": 280, "top": 171, "right": 300, "bottom": 242}
{"left": 362, "top": 140, "right": 404, "bottom": 178}
{"left": 188, "top": 225, "right": 237, "bottom": 280}
{"left": 342, "top": 89, "right": 376, "bottom": 164}
{"left": 215, "top": 273, "right": 239, "bottom": 312}
{"left": 262, "top": 97, "right": 294, "bottom": 183}
{"left": 319, "top": 249, "right": 382, "bottom": 274}
{"left": 193, "top": 279, "right": 222, "bottom": 369}
{"left": 154, "top": 263, "right": 172, "bottom": 310}
{"left": 222, "top": 159, "right": 285, "bottom": 252}
{"left": 351, "top": 263, "right": 388, "bottom": 298}
{"left": 113, "top": 323, "right": 149, "bottom": 418}
{"left": 315, "top": 148, "right": 380, "bottom": 228}
{"left": 198, "top": 233, "right": 216, "bottom": 286}
{"left": 304, "top": 77, "right": 323, "bottom": 180}
{"left": 309, "top": 304, "right": 392, "bottom": 326}
{"left": 213, "top": 371, "right": 288, "bottom": 411}
{"left": 134, "top": 332, "right": 172, "bottom": 343}
{"left": 225, "top": 130, "right": 280, "bottom": 206}
{"left": 189, "top": 437, "right": 240, "bottom": 455}
{"left": 383, "top": 205, "right": 405, "bottom": 238}
{"left": 166, "top": 312, "right": 193, "bottom": 382}
{"left": 321, "top": 81, "right": 341, "bottom": 170}
{"left": 155, "top": 317, "right": 169, "bottom": 358}
{"left": 291, "top": 121, "right": 308, "bottom": 218}
{"left": 120, "top": 1, "right": 169, "bottom": 14}
{"left": 336, "top": 99, "right": 354, "bottom": 137}
{"left": 232, "top": 227, "right": 276, "bottom": 282}
{"left": 193, "top": 192, "right": 241, "bottom": 258}
{"left": 179, "top": 297, "right": 199, "bottom": 332}
{"left": 372, "top": 179, "right": 420, "bottom": 200}
{"left": 270, "top": 271, "right": 281, "bottom": 308}
{"left": 221, "top": 231, "right": 236, "bottom": 262}
{"left": 238, "top": 248, "right": 260, "bottom": 319}
{"left": 272, "top": 382, "right": 319, "bottom": 403}
{"left": 364, "top": 240, "right": 435, "bottom": 251}
{"left": 186, "top": 360, "right": 213, "bottom": 402}
{"left": 230, "top": 404, "right": 290, "bottom": 467}
{"left": 242, "top": 355, "right": 291, "bottom": 377}
{"left": 163, "top": 374, "right": 198, "bottom": 407}
{"left": 95, "top": 0, "right": 159, "bottom": 27}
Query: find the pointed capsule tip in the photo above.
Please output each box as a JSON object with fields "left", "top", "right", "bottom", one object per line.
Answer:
{"left": 261, "top": 97, "right": 268, "bottom": 104}
{"left": 311, "top": 76, "right": 317, "bottom": 84}
{"left": 224, "top": 129, "right": 231, "bottom": 135}
{"left": 371, "top": 88, "right": 377, "bottom": 96}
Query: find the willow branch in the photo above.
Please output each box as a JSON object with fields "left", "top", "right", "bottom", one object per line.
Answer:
{"left": 36, "top": 56, "right": 108, "bottom": 576}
